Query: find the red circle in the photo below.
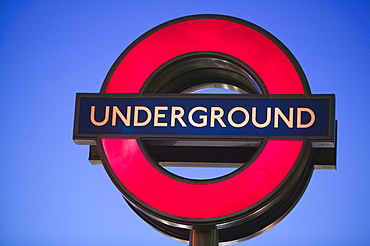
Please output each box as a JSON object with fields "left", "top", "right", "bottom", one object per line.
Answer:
{"left": 101, "top": 17, "right": 305, "bottom": 219}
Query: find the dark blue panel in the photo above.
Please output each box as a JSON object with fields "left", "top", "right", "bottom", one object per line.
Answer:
{"left": 76, "top": 95, "right": 333, "bottom": 139}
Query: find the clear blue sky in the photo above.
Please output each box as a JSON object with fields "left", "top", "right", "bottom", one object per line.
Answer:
{"left": 1, "top": 1, "right": 369, "bottom": 245}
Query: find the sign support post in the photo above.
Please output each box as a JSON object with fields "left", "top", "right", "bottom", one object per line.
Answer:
{"left": 190, "top": 227, "right": 218, "bottom": 246}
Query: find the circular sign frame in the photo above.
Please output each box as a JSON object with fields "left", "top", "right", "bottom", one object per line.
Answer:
{"left": 96, "top": 14, "right": 315, "bottom": 242}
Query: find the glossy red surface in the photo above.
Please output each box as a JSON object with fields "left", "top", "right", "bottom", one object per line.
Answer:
{"left": 105, "top": 19, "right": 304, "bottom": 94}
{"left": 103, "top": 138, "right": 302, "bottom": 218}
{"left": 101, "top": 18, "right": 305, "bottom": 219}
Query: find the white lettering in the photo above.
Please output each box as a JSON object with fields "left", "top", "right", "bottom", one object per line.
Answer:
{"left": 210, "top": 107, "right": 226, "bottom": 127}
{"left": 171, "top": 106, "right": 187, "bottom": 127}
{"left": 252, "top": 107, "right": 271, "bottom": 128}
{"left": 90, "top": 106, "right": 110, "bottom": 126}
{"left": 228, "top": 107, "right": 249, "bottom": 128}
{"left": 297, "top": 108, "right": 315, "bottom": 128}
{"left": 134, "top": 106, "right": 152, "bottom": 126}
{"left": 112, "top": 106, "right": 131, "bottom": 126}
{"left": 154, "top": 106, "right": 168, "bottom": 127}
{"left": 274, "top": 107, "right": 293, "bottom": 128}
{"left": 188, "top": 106, "right": 207, "bottom": 127}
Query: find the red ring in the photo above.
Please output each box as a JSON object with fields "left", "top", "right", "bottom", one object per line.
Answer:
{"left": 101, "top": 17, "right": 305, "bottom": 219}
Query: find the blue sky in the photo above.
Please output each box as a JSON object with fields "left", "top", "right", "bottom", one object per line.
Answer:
{"left": 1, "top": 1, "right": 369, "bottom": 245}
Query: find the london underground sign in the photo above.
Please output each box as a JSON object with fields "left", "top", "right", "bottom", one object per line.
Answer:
{"left": 74, "top": 15, "right": 336, "bottom": 245}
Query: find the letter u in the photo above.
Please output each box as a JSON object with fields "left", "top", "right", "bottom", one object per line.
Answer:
{"left": 90, "top": 106, "right": 110, "bottom": 126}
{"left": 252, "top": 107, "right": 271, "bottom": 128}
